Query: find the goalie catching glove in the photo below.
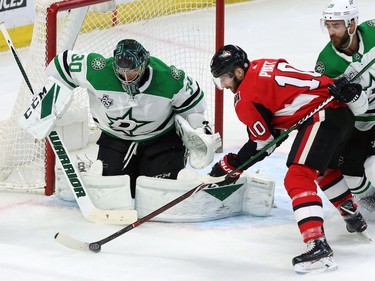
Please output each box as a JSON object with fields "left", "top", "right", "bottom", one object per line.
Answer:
{"left": 175, "top": 114, "right": 221, "bottom": 169}
{"left": 328, "top": 76, "right": 362, "bottom": 104}
{"left": 209, "top": 153, "right": 243, "bottom": 186}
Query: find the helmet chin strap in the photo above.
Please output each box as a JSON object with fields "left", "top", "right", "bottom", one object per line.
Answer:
{"left": 340, "top": 25, "right": 357, "bottom": 51}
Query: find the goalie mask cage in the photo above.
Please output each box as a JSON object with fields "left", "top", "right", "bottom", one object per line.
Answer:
{"left": 0, "top": 0, "right": 224, "bottom": 195}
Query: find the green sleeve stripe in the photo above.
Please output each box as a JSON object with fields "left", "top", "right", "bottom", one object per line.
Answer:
{"left": 355, "top": 115, "right": 375, "bottom": 122}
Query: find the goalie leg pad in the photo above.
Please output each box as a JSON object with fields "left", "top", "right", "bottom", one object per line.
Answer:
{"left": 82, "top": 173, "right": 134, "bottom": 210}
{"left": 55, "top": 159, "right": 134, "bottom": 210}
{"left": 135, "top": 175, "right": 247, "bottom": 222}
{"left": 242, "top": 172, "right": 275, "bottom": 217}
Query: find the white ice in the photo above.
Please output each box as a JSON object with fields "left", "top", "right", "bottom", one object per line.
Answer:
{"left": 1, "top": 0, "right": 375, "bottom": 280}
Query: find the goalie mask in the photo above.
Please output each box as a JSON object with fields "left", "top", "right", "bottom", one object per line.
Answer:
{"left": 210, "top": 45, "right": 249, "bottom": 90}
{"left": 113, "top": 39, "right": 150, "bottom": 87}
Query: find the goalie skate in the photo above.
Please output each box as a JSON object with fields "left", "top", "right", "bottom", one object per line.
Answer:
{"left": 292, "top": 237, "right": 338, "bottom": 274}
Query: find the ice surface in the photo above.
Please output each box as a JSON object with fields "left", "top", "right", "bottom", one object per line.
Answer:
{"left": 1, "top": 0, "right": 375, "bottom": 280}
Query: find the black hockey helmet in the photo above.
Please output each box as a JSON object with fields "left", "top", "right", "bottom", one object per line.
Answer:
{"left": 113, "top": 39, "right": 150, "bottom": 86}
{"left": 210, "top": 44, "right": 249, "bottom": 78}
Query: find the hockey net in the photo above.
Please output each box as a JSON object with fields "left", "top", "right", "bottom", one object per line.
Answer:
{"left": 0, "top": 0, "right": 223, "bottom": 195}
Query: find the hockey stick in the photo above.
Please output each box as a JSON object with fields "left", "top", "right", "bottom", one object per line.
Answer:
{"left": 0, "top": 22, "right": 137, "bottom": 225}
{"left": 53, "top": 96, "right": 335, "bottom": 252}
{"left": 55, "top": 43, "right": 375, "bottom": 252}
{"left": 55, "top": 182, "right": 211, "bottom": 252}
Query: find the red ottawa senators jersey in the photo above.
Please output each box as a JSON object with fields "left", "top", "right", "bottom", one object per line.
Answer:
{"left": 234, "top": 58, "right": 345, "bottom": 145}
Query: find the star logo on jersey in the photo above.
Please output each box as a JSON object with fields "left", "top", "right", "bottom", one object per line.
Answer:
{"left": 367, "top": 20, "right": 375, "bottom": 27}
{"left": 107, "top": 108, "right": 152, "bottom": 136}
{"left": 352, "top": 52, "right": 363, "bottom": 63}
{"left": 358, "top": 70, "right": 375, "bottom": 92}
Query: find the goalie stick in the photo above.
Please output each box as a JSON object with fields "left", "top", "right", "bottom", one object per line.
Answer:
{"left": 54, "top": 58, "right": 375, "bottom": 252}
{"left": 0, "top": 22, "right": 137, "bottom": 225}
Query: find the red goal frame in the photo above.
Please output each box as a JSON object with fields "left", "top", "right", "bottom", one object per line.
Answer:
{"left": 44, "top": 0, "right": 225, "bottom": 195}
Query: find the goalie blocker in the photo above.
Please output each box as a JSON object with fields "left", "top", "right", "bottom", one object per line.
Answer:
{"left": 18, "top": 77, "right": 74, "bottom": 139}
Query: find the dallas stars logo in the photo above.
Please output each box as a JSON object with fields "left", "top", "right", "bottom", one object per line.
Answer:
{"left": 107, "top": 108, "right": 151, "bottom": 136}
{"left": 352, "top": 52, "right": 363, "bottom": 63}
{"left": 91, "top": 57, "right": 106, "bottom": 70}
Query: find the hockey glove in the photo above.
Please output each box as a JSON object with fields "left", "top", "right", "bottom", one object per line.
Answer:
{"left": 328, "top": 76, "right": 362, "bottom": 104}
{"left": 209, "top": 153, "right": 243, "bottom": 186}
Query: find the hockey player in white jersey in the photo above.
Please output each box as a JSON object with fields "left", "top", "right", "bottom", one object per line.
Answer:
{"left": 26, "top": 39, "right": 218, "bottom": 198}
{"left": 315, "top": 0, "right": 375, "bottom": 212}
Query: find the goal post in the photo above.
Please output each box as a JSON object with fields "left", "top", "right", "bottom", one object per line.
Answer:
{"left": 0, "top": 0, "right": 224, "bottom": 195}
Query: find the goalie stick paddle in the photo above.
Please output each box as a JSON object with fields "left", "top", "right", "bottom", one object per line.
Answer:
{"left": 54, "top": 48, "right": 375, "bottom": 253}
{"left": 0, "top": 22, "right": 137, "bottom": 225}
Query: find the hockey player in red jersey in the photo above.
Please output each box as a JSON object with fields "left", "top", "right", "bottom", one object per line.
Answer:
{"left": 209, "top": 44, "right": 368, "bottom": 273}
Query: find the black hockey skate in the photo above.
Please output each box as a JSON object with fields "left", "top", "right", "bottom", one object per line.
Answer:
{"left": 292, "top": 237, "right": 337, "bottom": 274}
{"left": 340, "top": 200, "right": 367, "bottom": 233}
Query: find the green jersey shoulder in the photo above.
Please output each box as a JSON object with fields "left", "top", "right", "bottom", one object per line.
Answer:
{"left": 315, "top": 19, "right": 375, "bottom": 77}
{"left": 315, "top": 19, "right": 375, "bottom": 131}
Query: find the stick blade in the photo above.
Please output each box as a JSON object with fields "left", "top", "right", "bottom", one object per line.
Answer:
{"left": 86, "top": 209, "right": 138, "bottom": 225}
{"left": 54, "top": 233, "right": 90, "bottom": 251}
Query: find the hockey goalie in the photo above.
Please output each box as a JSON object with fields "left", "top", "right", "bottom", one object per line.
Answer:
{"left": 18, "top": 38, "right": 275, "bottom": 222}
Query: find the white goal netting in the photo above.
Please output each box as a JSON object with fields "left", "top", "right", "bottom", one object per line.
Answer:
{"left": 0, "top": 0, "right": 218, "bottom": 194}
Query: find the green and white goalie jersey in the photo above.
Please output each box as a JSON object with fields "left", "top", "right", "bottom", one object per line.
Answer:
{"left": 315, "top": 19, "right": 375, "bottom": 131}
{"left": 46, "top": 50, "right": 206, "bottom": 142}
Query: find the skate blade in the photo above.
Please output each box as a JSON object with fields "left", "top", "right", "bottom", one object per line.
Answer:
{"left": 358, "top": 230, "right": 372, "bottom": 243}
{"left": 294, "top": 256, "right": 338, "bottom": 274}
